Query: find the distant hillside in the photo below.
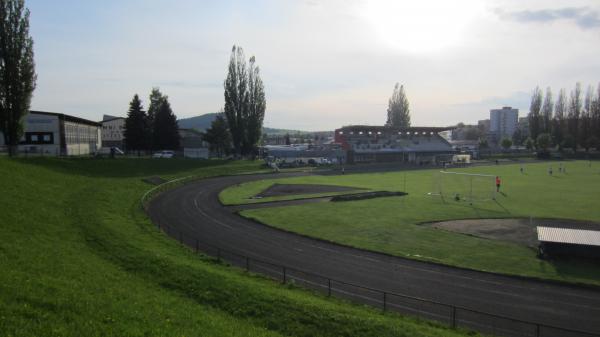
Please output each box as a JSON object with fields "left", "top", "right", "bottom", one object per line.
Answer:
{"left": 177, "top": 113, "right": 219, "bottom": 131}
{"left": 178, "top": 113, "right": 319, "bottom": 135}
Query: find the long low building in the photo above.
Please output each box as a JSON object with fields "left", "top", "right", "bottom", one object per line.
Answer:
{"left": 334, "top": 125, "right": 455, "bottom": 164}
{"left": 537, "top": 226, "right": 600, "bottom": 258}
{"left": 0, "top": 110, "right": 101, "bottom": 156}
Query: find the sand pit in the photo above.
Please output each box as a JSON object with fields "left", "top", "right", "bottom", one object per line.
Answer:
{"left": 254, "top": 183, "right": 364, "bottom": 198}
{"left": 424, "top": 218, "right": 600, "bottom": 247}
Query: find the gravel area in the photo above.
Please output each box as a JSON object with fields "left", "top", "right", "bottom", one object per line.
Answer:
{"left": 424, "top": 218, "right": 600, "bottom": 247}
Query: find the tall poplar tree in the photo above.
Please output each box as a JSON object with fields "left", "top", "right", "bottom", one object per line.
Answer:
{"left": 0, "top": 0, "right": 36, "bottom": 156}
{"left": 567, "top": 83, "right": 582, "bottom": 148}
{"left": 528, "top": 86, "right": 543, "bottom": 140}
{"left": 580, "top": 85, "right": 594, "bottom": 150}
{"left": 224, "top": 45, "right": 248, "bottom": 156}
{"left": 553, "top": 88, "right": 567, "bottom": 148}
{"left": 244, "top": 55, "right": 266, "bottom": 156}
{"left": 386, "top": 83, "right": 411, "bottom": 128}
{"left": 223, "top": 45, "right": 266, "bottom": 157}
{"left": 540, "top": 87, "right": 553, "bottom": 134}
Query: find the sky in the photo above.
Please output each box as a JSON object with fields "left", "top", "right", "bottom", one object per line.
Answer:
{"left": 27, "top": 0, "right": 600, "bottom": 131}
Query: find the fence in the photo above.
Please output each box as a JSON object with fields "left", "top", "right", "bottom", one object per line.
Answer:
{"left": 153, "top": 220, "right": 599, "bottom": 337}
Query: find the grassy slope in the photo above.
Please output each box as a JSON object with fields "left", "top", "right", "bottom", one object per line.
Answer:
{"left": 0, "top": 157, "right": 470, "bottom": 337}
{"left": 238, "top": 161, "right": 600, "bottom": 285}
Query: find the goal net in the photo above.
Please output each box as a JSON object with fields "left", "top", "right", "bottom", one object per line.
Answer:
{"left": 431, "top": 171, "right": 496, "bottom": 202}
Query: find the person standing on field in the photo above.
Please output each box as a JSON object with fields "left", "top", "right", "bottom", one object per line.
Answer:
{"left": 496, "top": 176, "right": 501, "bottom": 192}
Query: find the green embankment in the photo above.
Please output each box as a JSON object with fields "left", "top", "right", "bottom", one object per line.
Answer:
{"left": 231, "top": 161, "right": 600, "bottom": 286}
{"left": 0, "top": 157, "right": 472, "bottom": 337}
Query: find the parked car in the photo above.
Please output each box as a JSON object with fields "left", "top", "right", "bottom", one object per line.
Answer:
{"left": 153, "top": 150, "right": 175, "bottom": 158}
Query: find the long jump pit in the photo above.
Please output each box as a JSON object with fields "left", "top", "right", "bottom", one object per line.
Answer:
{"left": 423, "top": 218, "right": 600, "bottom": 247}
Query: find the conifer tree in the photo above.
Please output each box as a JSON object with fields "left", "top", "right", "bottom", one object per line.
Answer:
{"left": 124, "top": 94, "right": 147, "bottom": 153}
{"left": 153, "top": 98, "right": 179, "bottom": 150}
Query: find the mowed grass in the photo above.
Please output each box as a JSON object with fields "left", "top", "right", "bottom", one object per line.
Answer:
{"left": 0, "top": 157, "right": 472, "bottom": 337}
{"left": 235, "top": 161, "right": 600, "bottom": 285}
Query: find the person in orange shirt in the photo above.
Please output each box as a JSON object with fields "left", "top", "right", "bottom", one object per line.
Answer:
{"left": 496, "top": 176, "right": 501, "bottom": 192}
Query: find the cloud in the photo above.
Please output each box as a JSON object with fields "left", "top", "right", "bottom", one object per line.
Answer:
{"left": 495, "top": 7, "right": 600, "bottom": 29}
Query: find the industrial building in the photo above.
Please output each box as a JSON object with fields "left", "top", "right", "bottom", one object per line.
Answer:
{"left": 0, "top": 110, "right": 101, "bottom": 156}
{"left": 334, "top": 125, "right": 454, "bottom": 164}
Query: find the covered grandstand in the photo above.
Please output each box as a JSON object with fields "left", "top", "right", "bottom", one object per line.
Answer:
{"left": 334, "top": 125, "right": 455, "bottom": 164}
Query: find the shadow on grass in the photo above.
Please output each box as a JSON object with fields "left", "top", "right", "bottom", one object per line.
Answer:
{"left": 12, "top": 157, "right": 239, "bottom": 178}
{"left": 549, "top": 257, "right": 600, "bottom": 284}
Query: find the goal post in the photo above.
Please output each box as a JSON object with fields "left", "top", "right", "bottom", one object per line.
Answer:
{"left": 431, "top": 171, "right": 496, "bottom": 202}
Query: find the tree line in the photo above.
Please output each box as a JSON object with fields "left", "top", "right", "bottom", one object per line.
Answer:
{"left": 124, "top": 88, "right": 180, "bottom": 153}
{"left": 526, "top": 83, "right": 600, "bottom": 152}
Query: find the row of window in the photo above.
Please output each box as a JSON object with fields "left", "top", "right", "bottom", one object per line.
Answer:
{"left": 102, "top": 125, "right": 124, "bottom": 130}
{"left": 65, "top": 124, "right": 98, "bottom": 145}
{"left": 23, "top": 132, "right": 54, "bottom": 145}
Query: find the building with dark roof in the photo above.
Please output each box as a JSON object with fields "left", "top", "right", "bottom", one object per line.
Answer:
{"left": 334, "top": 125, "right": 455, "bottom": 164}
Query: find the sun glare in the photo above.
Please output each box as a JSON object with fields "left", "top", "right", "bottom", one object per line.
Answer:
{"left": 360, "top": 0, "right": 482, "bottom": 53}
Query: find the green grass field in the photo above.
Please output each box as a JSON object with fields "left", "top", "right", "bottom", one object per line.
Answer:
{"left": 0, "top": 157, "right": 473, "bottom": 337}
{"left": 223, "top": 161, "right": 600, "bottom": 286}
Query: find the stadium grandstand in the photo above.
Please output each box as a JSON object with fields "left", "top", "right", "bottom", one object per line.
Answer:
{"left": 334, "top": 125, "right": 455, "bottom": 164}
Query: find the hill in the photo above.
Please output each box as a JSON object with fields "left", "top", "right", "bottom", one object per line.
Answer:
{"left": 177, "top": 113, "right": 219, "bottom": 131}
{"left": 0, "top": 157, "right": 471, "bottom": 337}
{"left": 178, "top": 113, "right": 323, "bottom": 135}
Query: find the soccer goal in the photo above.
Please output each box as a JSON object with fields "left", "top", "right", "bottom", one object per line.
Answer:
{"left": 430, "top": 171, "right": 496, "bottom": 202}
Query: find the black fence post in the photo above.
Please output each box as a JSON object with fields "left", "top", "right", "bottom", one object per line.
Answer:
{"left": 217, "top": 248, "right": 221, "bottom": 262}
{"left": 282, "top": 267, "right": 286, "bottom": 284}
{"left": 328, "top": 279, "right": 331, "bottom": 297}
{"left": 195, "top": 239, "right": 199, "bottom": 253}
{"left": 536, "top": 324, "right": 540, "bottom": 337}
{"left": 452, "top": 306, "right": 457, "bottom": 328}
{"left": 179, "top": 231, "right": 183, "bottom": 244}
{"left": 383, "top": 292, "right": 387, "bottom": 312}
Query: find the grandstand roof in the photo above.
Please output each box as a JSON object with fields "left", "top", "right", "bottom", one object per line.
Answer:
{"left": 336, "top": 125, "right": 453, "bottom": 133}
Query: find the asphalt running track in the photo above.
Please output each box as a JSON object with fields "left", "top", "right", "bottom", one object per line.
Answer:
{"left": 147, "top": 172, "right": 600, "bottom": 337}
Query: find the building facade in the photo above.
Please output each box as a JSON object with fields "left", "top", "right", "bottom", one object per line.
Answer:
{"left": 334, "top": 125, "right": 454, "bottom": 164}
{"left": 489, "top": 107, "right": 518, "bottom": 144}
{"left": 0, "top": 111, "right": 101, "bottom": 156}
{"left": 101, "top": 115, "right": 125, "bottom": 149}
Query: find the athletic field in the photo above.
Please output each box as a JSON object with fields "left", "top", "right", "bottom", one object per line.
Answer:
{"left": 221, "top": 161, "right": 600, "bottom": 285}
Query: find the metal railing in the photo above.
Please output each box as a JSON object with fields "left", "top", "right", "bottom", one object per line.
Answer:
{"left": 155, "top": 220, "right": 599, "bottom": 337}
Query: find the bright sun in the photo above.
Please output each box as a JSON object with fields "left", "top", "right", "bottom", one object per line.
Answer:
{"left": 360, "top": 0, "right": 483, "bottom": 53}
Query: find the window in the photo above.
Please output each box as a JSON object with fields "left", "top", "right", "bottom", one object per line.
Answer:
{"left": 43, "top": 134, "right": 51, "bottom": 142}
{"left": 31, "top": 135, "right": 38, "bottom": 142}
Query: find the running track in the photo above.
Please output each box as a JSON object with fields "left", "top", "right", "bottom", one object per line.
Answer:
{"left": 147, "top": 172, "right": 600, "bottom": 337}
